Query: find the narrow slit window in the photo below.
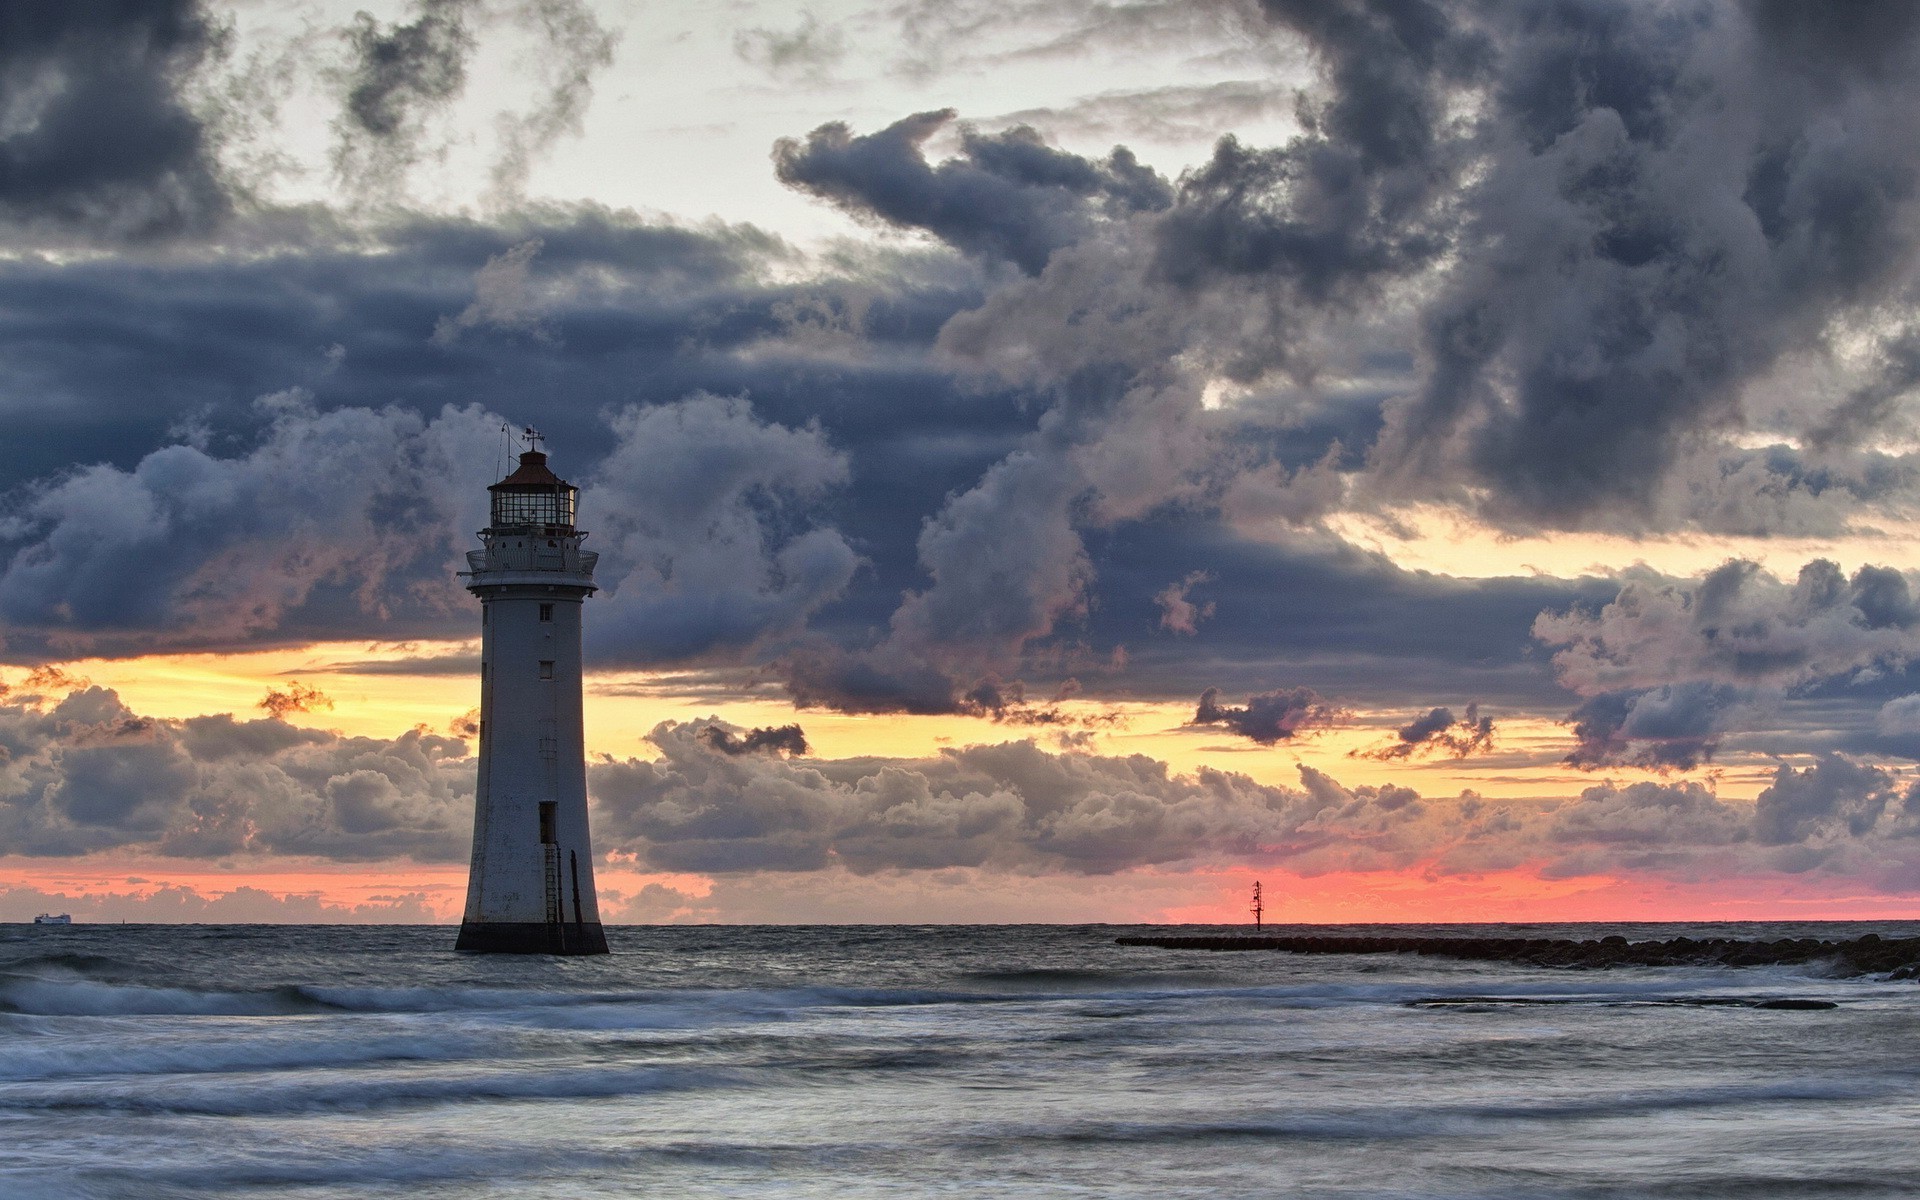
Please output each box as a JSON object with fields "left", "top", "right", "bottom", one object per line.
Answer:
{"left": 539, "top": 660, "right": 555, "bottom": 680}
{"left": 538, "top": 801, "right": 557, "bottom": 845}
{"left": 538, "top": 603, "right": 554, "bottom": 622}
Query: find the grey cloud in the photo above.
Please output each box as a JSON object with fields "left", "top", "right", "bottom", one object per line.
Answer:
{"left": 1536, "top": 558, "right": 1920, "bottom": 770}
{"left": 432, "top": 238, "right": 554, "bottom": 344}
{"left": 888, "top": 0, "right": 1277, "bottom": 80}
{"left": 591, "top": 719, "right": 1395, "bottom": 875}
{"left": 1877, "top": 694, "right": 1920, "bottom": 737}
{"left": 992, "top": 81, "right": 1293, "bottom": 145}
{"left": 0, "top": 0, "right": 230, "bottom": 238}
{"left": 732, "top": 12, "right": 846, "bottom": 83}
{"left": 488, "top": 0, "right": 621, "bottom": 202}
{"left": 0, "top": 882, "right": 444, "bottom": 924}
{"left": 333, "top": 0, "right": 479, "bottom": 196}
{"left": 1536, "top": 559, "right": 1920, "bottom": 698}
{"left": 1154, "top": 570, "right": 1215, "bottom": 636}
{"left": 774, "top": 110, "right": 1173, "bottom": 275}
{"left": 1193, "top": 685, "right": 1342, "bottom": 745}
{"left": 0, "top": 398, "right": 500, "bottom": 657}
{"left": 0, "top": 360, "right": 864, "bottom": 670}
{"left": 584, "top": 393, "right": 861, "bottom": 666}
{"left": 1805, "top": 330, "right": 1920, "bottom": 454}
{"left": 1548, "top": 778, "right": 1748, "bottom": 849}
{"left": 590, "top": 719, "right": 1920, "bottom": 887}
{"left": 1155, "top": 0, "right": 1478, "bottom": 302}
{"left": 1752, "top": 752, "right": 1908, "bottom": 847}
{"left": 0, "top": 686, "right": 471, "bottom": 860}
{"left": 781, "top": 447, "right": 1093, "bottom": 714}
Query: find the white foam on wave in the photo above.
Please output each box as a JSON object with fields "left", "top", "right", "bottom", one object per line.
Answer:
{"left": 0, "top": 1061, "right": 746, "bottom": 1117}
{"left": 0, "top": 1024, "right": 496, "bottom": 1083}
{"left": 994, "top": 1077, "right": 1896, "bottom": 1147}
{"left": 0, "top": 974, "right": 322, "bottom": 1018}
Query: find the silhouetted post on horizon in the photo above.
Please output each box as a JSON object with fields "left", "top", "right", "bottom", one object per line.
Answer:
{"left": 1250, "top": 881, "right": 1263, "bottom": 929}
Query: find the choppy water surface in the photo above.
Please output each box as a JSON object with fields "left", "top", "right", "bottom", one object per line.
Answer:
{"left": 5, "top": 922, "right": 1920, "bottom": 1199}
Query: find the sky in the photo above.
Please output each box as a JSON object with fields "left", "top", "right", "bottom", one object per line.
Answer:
{"left": 8, "top": 0, "right": 1920, "bottom": 924}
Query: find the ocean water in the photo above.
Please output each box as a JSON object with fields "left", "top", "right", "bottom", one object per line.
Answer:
{"left": 4, "top": 922, "right": 1920, "bottom": 1199}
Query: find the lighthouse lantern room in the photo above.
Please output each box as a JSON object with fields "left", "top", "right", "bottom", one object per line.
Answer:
{"left": 455, "top": 429, "right": 609, "bottom": 954}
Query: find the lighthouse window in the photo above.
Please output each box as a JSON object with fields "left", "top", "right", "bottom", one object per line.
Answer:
{"left": 538, "top": 603, "right": 553, "bottom": 622}
{"left": 538, "top": 801, "right": 557, "bottom": 845}
{"left": 539, "top": 660, "right": 555, "bottom": 680}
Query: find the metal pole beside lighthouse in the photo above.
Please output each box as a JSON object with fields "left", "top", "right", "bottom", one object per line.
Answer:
{"left": 455, "top": 430, "right": 609, "bottom": 955}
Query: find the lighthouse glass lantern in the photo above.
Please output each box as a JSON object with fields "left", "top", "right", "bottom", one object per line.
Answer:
{"left": 489, "top": 455, "right": 577, "bottom": 531}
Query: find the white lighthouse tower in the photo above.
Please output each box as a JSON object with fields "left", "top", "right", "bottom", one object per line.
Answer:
{"left": 456, "top": 432, "right": 609, "bottom": 954}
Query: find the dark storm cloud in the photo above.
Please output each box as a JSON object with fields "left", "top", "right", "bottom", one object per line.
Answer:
{"left": 1367, "top": 0, "right": 1920, "bottom": 529}
{"left": 1154, "top": 0, "right": 1480, "bottom": 303}
{"left": 1562, "top": 683, "right": 1739, "bottom": 772}
{"left": 896, "top": 0, "right": 1920, "bottom": 556}
{"left": 0, "top": 0, "right": 229, "bottom": 238}
{"left": 258, "top": 681, "right": 332, "bottom": 719}
{"left": 1357, "top": 702, "right": 1494, "bottom": 761}
{"left": 0, "top": 207, "right": 1021, "bottom": 663}
{"left": 1192, "top": 686, "right": 1342, "bottom": 745}
{"left": 698, "top": 722, "right": 810, "bottom": 757}
{"left": 1088, "top": 517, "right": 1615, "bottom": 708}
{"left": 774, "top": 110, "right": 1173, "bottom": 274}
{"left": 0, "top": 686, "right": 470, "bottom": 860}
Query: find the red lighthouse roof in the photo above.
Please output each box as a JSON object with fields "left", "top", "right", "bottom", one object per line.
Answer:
{"left": 491, "top": 450, "right": 570, "bottom": 491}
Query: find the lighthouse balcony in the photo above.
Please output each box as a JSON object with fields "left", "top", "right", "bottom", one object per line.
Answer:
{"left": 467, "top": 541, "right": 599, "bottom": 575}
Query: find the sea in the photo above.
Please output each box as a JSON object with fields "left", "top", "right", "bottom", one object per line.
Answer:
{"left": 4, "top": 922, "right": 1920, "bottom": 1199}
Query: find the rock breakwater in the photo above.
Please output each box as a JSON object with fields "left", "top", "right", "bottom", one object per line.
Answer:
{"left": 1114, "top": 933, "right": 1920, "bottom": 977}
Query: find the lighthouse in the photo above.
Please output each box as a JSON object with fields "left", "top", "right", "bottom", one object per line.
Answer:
{"left": 455, "top": 432, "right": 609, "bottom": 954}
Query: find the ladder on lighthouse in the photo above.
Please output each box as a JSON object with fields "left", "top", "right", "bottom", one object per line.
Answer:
{"left": 543, "top": 845, "right": 564, "bottom": 928}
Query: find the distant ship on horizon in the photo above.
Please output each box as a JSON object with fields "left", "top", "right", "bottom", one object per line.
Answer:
{"left": 32, "top": 913, "right": 71, "bottom": 925}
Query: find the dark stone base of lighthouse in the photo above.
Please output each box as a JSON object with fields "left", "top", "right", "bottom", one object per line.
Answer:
{"left": 455, "top": 921, "right": 610, "bottom": 956}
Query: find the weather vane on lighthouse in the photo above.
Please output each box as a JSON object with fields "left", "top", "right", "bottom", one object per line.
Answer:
{"left": 455, "top": 434, "right": 609, "bottom": 954}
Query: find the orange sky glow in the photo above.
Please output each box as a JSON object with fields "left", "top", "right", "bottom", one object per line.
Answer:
{"left": 6, "top": 627, "right": 1917, "bottom": 924}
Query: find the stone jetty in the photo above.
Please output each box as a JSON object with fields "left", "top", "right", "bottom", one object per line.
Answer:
{"left": 1114, "top": 932, "right": 1920, "bottom": 977}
